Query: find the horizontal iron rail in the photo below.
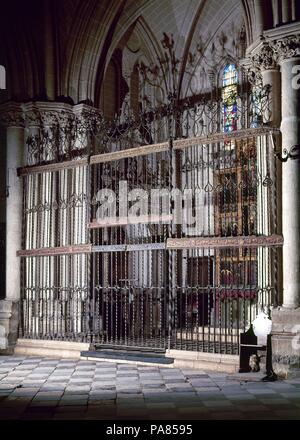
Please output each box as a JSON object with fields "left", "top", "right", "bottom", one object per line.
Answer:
{"left": 90, "top": 142, "right": 169, "bottom": 164}
{"left": 90, "top": 126, "right": 279, "bottom": 163}
{"left": 17, "top": 126, "right": 280, "bottom": 174}
{"left": 92, "top": 243, "right": 166, "bottom": 252}
{"left": 17, "top": 235, "right": 283, "bottom": 257}
{"left": 88, "top": 214, "right": 173, "bottom": 228}
{"left": 172, "top": 126, "right": 280, "bottom": 151}
{"left": 18, "top": 158, "right": 88, "bottom": 176}
{"left": 166, "top": 234, "right": 284, "bottom": 249}
{"left": 17, "top": 243, "right": 166, "bottom": 256}
{"left": 17, "top": 244, "right": 92, "bottom": 257}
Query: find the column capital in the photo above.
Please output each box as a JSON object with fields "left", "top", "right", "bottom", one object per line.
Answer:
{"left": 73, "top": 103, "right": 104, "bottom": 132}
{"left": 21, "top": 101, "right": 104, "bottom": 130}
{"left": 251, "top": 40, "right": 279, "bottom": 72}
{"left": 22, "top": 101, "right": 74, "bottom": 128}
{"left": 0, "top": 102, "right": 25, "bottom": 128}
{"left": 274, "top": 34, "right": 300, "bottom": 63}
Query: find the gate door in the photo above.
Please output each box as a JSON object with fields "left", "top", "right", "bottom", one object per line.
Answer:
{"left": 89, "top": 147, "right": 172, "bottom": 349}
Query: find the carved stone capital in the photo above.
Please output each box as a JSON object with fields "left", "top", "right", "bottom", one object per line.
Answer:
{"left": 274, "top": 34, "right": 300, "bottom": 62}
{"left": 251, "top": 41, "right": 279, "bottom": 72}
{"left": 22, "top": 102, "right": 74, "bottom": 128}
{"left": 0, "top": 102, "right": 24, "bottom": 128}
{"left": 73, "top": 104, "right": 104, "bottom": 132}
{"left": 246, "top": 65, "right": 263, "bottom": 87}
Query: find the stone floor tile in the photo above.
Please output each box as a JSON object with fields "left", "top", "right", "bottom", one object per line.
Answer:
{"left": 238, "top": 404, "right": 273, "bottom": 412}
{"left": 1, "top": 355, "right": 300, "bottom": 420}
{"left": 68, "top": 378, "right": 92, "bottom": 384}
{"left": 58, "top": 399, "right": 88, "bottom": 406}
{"left": 0, "top": 384, "right": 19, "bottom": 390}
{"left": 259, "top": 397, "right": 292, "bottom": 404}
{"left": 117, "top": 395, "right": 144, "bottom": 402}
{"left": 29, "top": 400, "right": 59, "bottom": 407}
{"left": 33, "top": 394, "right": 63, "bottom": 401}
{"left": 25, "top": 373, "right": 50, "bottom": 378}
{"left": 224, "top": 395, "right": 255, "bottom": 402}
{"left": 279, "top": 391, "right": 300, "bottom": 398}
{"left": 117, "top": 387, "right": 142, "bottom": 394}
{"left": 91, "top": 383, "right": 116, "bottom": 389}
{"left": 46, "top": 377, "right": 70, "bottom": 382}
{"left": 61, "top": 393, "right": 89, "bottom": 400}
{"left": 246, "top": 388, "right": 277, "bottom": 395}
{"left": 40, "top": 386, "right": 67, "bottom": 392}
{"left": 55, "top": 404, "right": 88, "bottom": 412}
{"left": 210, "top": 411, "right": 246, "bottom": 420}
{"left": 202, "top": 400, "right": 234, "bottom": 407}
{"left": 65, "top": 385, "right": 90, "bottom": 392}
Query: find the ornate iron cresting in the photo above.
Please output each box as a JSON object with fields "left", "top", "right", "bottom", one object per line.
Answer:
{"left": 23, "top": 32, "right": 271, "bottom": 168}
{"left": 23, "top": 86, "right": 271, "bottom": 168}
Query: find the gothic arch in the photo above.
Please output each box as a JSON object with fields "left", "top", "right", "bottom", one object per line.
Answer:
{"left": 64, "top": 0, "right": 125, "bottom": 103}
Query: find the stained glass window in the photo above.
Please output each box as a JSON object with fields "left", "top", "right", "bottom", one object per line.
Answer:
{"left": 222, "top": 64, "right": 238, "bottom": 135}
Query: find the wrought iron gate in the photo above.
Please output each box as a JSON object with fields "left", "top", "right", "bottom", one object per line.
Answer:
{"left": 18, "top": 94, "right": 282, "bottom": 354}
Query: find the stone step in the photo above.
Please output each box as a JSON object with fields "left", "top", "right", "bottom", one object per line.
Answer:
{"left": 80, "top": 350, "right": 174, "bottom": 367}
{"left": 166, "top": 349, "right": 240, "bottom": 373}
{"left": 94, "top": 343, "right": 166, "bottom": 354}
{"left": 14, "top": 338, "right": 90, "bottom": 359}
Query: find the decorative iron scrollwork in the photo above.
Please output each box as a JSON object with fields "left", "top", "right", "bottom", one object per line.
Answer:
{"left": 274, "top": 144, "right": 300, "bottom": 162}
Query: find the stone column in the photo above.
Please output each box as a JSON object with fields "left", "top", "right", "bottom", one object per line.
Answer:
{"left": 282, "top": 0, "right": 292, "bottom": 24}
{"left": 271, "top": 35, "right": 300, "bottom": 378}
{"left": 277, "top": 36, "right": 300, "bottom": 309}
{"left": 43, "top": 0, "right": 56, "bottom": 100}
{"left": 253, "top": 0, "right": 265, "bottom": 37}
{"left": 0, "top": 102, "right": 24, "bottom": 353}
{"left": 251, "top": 39, "right": 282, "bottom": 136}
{"left": 251, "top": 41, "right": 282, "bottom": 315}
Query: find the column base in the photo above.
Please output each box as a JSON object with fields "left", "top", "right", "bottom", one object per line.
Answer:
{"left": 0, "top": 300, "right": 19, "bottom": 355}
{"left": 271, "top": 307, "right": 300, "bottom": 378}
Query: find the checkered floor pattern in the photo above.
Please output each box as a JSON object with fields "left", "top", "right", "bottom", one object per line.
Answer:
{"left": 0, "top": 356, "right": 299, "bottom": 420}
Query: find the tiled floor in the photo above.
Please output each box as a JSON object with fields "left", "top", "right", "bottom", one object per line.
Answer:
{"left": 0, "top": 355, "right": 299, "bottom": 420}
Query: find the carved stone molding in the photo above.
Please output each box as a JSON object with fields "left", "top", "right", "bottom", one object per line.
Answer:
{"left": 251, "top": 41, "right": 279, "bottom": 72}
{"left": 0, "top": 102, "right": 24, "bottom": 128}
{"left": 21, "top": 102, "right": 104, "bottom": 131}
{"left": 23, "top": 108, "right": 60, "bottom": 128}
{"left": 274, "top": 34, "right": 300, "bottom": 61}
{"left": 22, "top": 102, "right": 75, "bottom": 128}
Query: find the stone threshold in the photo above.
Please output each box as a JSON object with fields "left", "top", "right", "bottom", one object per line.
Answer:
{"left": 166, "top": 349, "right": 240, "bottom": 373}
{"left": 80, "top": 350, "right": 175, "bottom": 367}
{"left": 14, "top": 338, "right": 90, "bottom": 359}
{"left": 12, "top": 338, "right": 239, "bottom": 372}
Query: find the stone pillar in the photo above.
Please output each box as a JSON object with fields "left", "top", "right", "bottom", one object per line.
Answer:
{"left": 253, "top": 0, "right": 264, "bottom": 37}
{"left": 281, "top": 56, "right": 300, "bottom": 304}
{"left": 251, "top": 42, "right": 282, "bottom": 316}
{"left": 282, "top": 0, "right": 291, "bottom": 24}
{"left": 291, "top": 0, "right": 296, "bottom": 22}
{"left": 43, "top": 0, "right": 56, "bottom": 100}
{"left": 271, "top": 35, "right": 300, "bottom": 378}
{"left": 260, "top": 47, "right": 283, "bottom": 306}
{"left": 0, "top": 103, "right": 24, "bottom": 353}
{"left": 251, "top": 40, "right": 281, "bottom": 126}
{"left": 272, "top": 0, "right": 279, "bottom": 27}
